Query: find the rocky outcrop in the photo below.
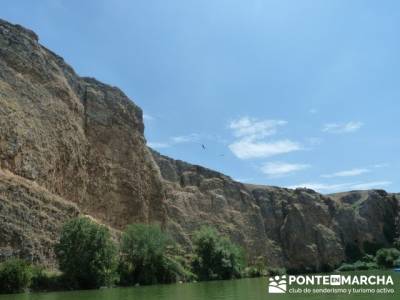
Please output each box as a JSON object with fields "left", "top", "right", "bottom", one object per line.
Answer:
{"left": 153, "top": 151, "right": 399, "bottom": 272}
{"left": 0, "top": 19, "right": 399, "bottom": 271}
{"left": 0, "top": 18, "right": 166, "bottom": 231}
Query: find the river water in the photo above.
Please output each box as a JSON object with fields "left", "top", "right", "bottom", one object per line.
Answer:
{"left": 0, "top": 271, "right": 398, "bottom": 300}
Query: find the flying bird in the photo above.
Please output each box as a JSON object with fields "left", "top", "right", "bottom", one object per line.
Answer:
{"left": 201, "top": 144, "right": 206, "bottom": 150}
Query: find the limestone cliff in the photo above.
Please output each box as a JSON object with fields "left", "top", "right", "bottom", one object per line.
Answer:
{"left": 153, "top": 151, "right": 399, "bottom": 272}
{"left": 0, "top": 19, "right": 165, "bottom": 231}
{"left": 0, "top": 19, "right": 398, "bottom": 272}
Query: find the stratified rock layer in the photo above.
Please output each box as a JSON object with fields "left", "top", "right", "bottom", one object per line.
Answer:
{"left": 0, "top": 19, "right": 398, "bottom": 271}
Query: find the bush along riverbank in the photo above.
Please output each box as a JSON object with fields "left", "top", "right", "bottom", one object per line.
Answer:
{"left": 0, "top": 218, "right": 252, "bottom": 294}
{"left": 336, "top": 248, "right": 400, "bottom": 272}
{"left": 1, "top": 217, "right": 399, "bottom": 294}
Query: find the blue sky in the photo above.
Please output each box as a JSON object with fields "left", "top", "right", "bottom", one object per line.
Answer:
{"left": 3, "top": 0, "right": 399, "bottom": 193}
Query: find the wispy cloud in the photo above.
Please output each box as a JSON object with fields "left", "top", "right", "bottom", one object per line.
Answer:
{"left": 229, "top": 139, "right": 301, "bottom": 159}
{"left": 228, "top": 117, "right": 302, "bottom": 159}
{"left": 309, "top": 108, "right": 318, "bottom": 114}
{"left": 322, "top": 121, "right": 363, "bottom": 133}
{"left": 229, "top": 117, "right": 287, "bottom": 139}
{"left": 288, "top": 181, "right": 391, "bottom": 193}
{"left": 321, "top": 168, "right": 370, "bottom": 178}
{"left": 261, "top": 162, "right": 310, "bottom": 177}
{"left": 148, "top": 133, "right": 201, "bottom": 149}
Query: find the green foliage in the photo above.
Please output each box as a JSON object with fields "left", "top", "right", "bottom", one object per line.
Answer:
{"left": 119, "top": 223, "right": 192, "bottom": 285}
{"left": 336, "top": 263, "right": 356, "bottom": 272}
{"left": 337, "top": 252, "right": 379, "bottom": 272}
{"left": 191, "top": 226, "right": 244, "bottom": 281}
{"left": 243, "top": 256, "right": 268, "bottom": 278}
{"left": 242, "top": 266, "right": 261, "bottom": 278}
{"left": 267, "top": 267, "right": 287, "bottom": 276}
{"left": 0, "top": 259, "right": 32, "bottom": 294}
{"left": 336, "top": 261, "right": 378, "bottom": 272}
{"left": 361, "top": 254, "right": 375, "bottom": 263}
{"left": 30, "top": 266, "right": 63, "bottom": 292}
{"left": 55, "top": 217, "right": 118, "bottom": 289}
{"left": 376, "top": 248, "right": 400, "bottom": 268}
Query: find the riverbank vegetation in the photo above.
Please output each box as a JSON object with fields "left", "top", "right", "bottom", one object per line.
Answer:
{"left": 0, "top": 218, "right": 248, "bottom": 294}
{"left": 191, "top": 226, "right": 244, "bottom": 281}
{"left": 55, "top": 217, "right": 118, "bottom": 289}
{"left": 1, "top": 217, "right": 399, "bottom": 294}
{"left": 119, "top": 223, "right": 193, "bottom": 285}
{"left": 337, "top": 248, "right": 400, "bottom": 272}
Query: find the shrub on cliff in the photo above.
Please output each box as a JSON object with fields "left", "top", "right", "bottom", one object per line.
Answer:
{"left": 119, "top": 223, "right": 192, "bottom": 285}
{"left": 192, "top": 226, "right": 244, "bottom": 281}
{"left": 0, "top": 259, "right": 32, "bottom": 294}
{"left": 55, "top": 217, "right": 118, "bottom": 289}
{"left": 376, "top": 248, "right": 400, "bottom": 268}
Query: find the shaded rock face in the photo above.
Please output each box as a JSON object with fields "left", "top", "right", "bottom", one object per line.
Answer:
{"left": 0, "top": 19, "right": 399, "bottom": 271}
{"left": 151, "top": 151, "right": 276, "bottom": 262}
{"left": 153, "top": 151, "right": 399, "bottom": 272}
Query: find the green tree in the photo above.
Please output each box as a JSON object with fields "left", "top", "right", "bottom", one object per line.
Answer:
{"left": 376, "top": 248, "right": 400, "bottom": 268}
{"left": 0, "top": 259, "right": 32, "bottom": 294}
{"left": 55, "top": 217, "right": 118, "bottom": 289}
{"left": 192, "top": 226, "right": 244, "bottom": 281}
{"left": 119, "top": 223, "right": 191, "bottom": 285}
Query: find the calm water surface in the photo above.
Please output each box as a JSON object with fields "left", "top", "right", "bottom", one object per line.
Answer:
{"left": 0, "top": 271, "right": 398, "bottom": 300}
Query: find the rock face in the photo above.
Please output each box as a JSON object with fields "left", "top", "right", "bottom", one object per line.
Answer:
{"left": 153, "top": 151, "right": 399, "bottom": 272}
{"left": 0, "top": 19, "right": 166, "bottom": 231}
{"left": 0, "top": 169, "right": 79, "bottom": 265}
{"left": 0, "top": 19, "right": 399, "bottom": 271}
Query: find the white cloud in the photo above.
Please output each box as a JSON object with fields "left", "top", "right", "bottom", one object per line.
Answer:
{"left": 261, "top": 162, "right": 310, "bottom": 177}
{"left": 229, "top": 139, "right": 301, "bottom": 159}
{"left": 228, "top": 117, "right": 302, "bottom": 159}
{"left": 309, "top": 108, "right": 318, "bottom": 114}
{"left": 229, "top": 117, "right": 287, "bottom": 139}
{"left": 322, "top": 121, "right": 363, "bottom": 133}
{"left": 321, "top": 168, "right": 370, "bottom": 178}
{"left": 288, "top": 181, "right": 391, "bottom": 193}
{"left": 147, "top": 142, "right": 170, "bottom": 149}
{"left": 148, "top": 133, "right": 200, "bottom": 149}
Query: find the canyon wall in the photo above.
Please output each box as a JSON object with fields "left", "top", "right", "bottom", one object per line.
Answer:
{"left": 0, "top": 19, "right": 398, "bottom": 271}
